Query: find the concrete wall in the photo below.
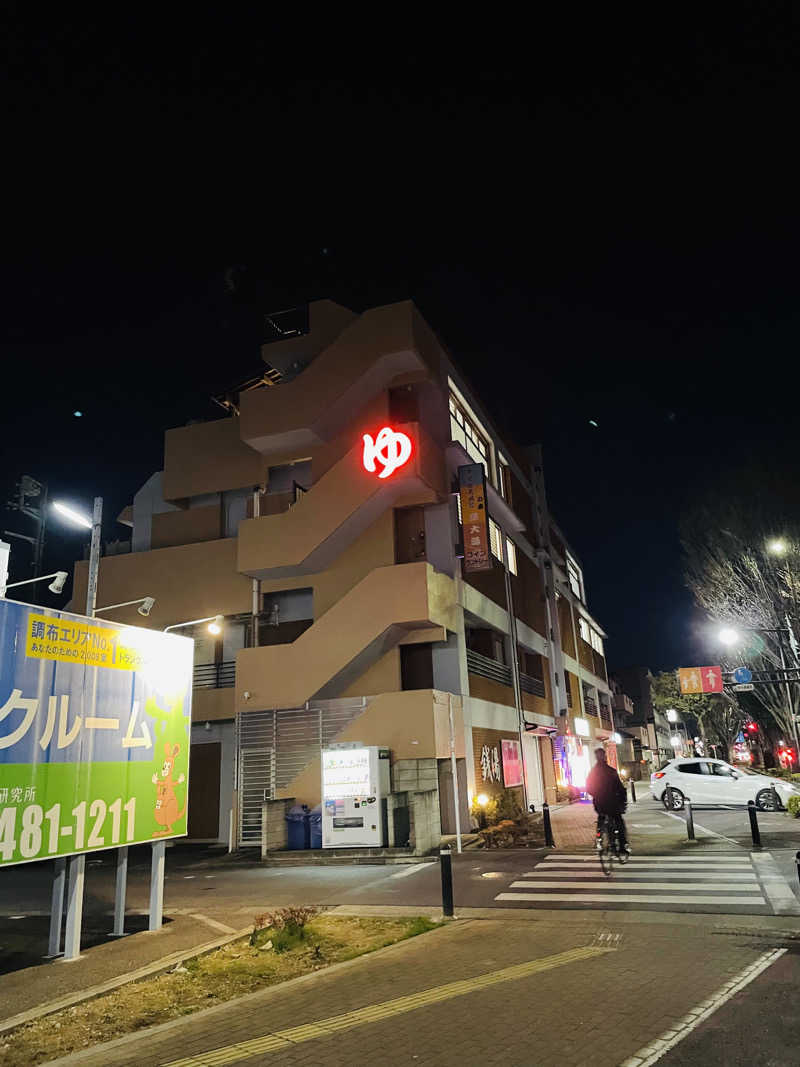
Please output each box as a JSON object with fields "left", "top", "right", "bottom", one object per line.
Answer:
{"left": 391, "top": 757, "right": 438, "bottom": 793}
{"left": 408, "top": 789, "right": 441, "bottom": 855}
{"left": 151, "top": 504, "right": 222, "bottom": 550}
{"left": 132, "top": 472, "right": 180, "bottom": 553}
{"left": 163, "top": 416, "right": 266, "bottom": 502}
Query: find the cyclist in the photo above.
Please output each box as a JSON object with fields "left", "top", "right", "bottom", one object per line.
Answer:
{"left": 586, "top": 748, "right": 630, "bottom": 854}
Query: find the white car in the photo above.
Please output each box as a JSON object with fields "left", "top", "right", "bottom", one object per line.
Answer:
{"left": 650, "top": 758, "right": 800, "bottom": 811}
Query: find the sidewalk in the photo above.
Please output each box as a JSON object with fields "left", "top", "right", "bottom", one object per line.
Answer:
{"left": 48, "top": 912, "right": 794, "bottom": 1067}
{"left": 549, "top": 794, "right": 750, "bottom": 852}
{"left": 0, "top": 911, "right": 247, "bottom": 1031}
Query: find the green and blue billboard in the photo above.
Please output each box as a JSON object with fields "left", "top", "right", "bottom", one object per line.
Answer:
{"left": 0, "top": 598, "right": 193, "bottom": 865}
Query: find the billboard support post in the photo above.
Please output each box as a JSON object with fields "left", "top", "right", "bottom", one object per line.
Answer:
{"left": 149, "top": 840, "right": 166, "bottom": 930}
{"left": 63, "top": 853, "right": 85, "bottom": 961}
{"left": 45, "top": 857, "right": 66, "bottom": 958}
{"left": 111, "top": 846, "right": 129, "bottom": 936}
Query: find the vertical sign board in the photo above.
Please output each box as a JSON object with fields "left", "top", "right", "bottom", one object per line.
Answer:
{"left": 458, "top": 463, "right": 492, "bottom": 572}
{"left": 0, "top": 598, "right": 194, "bottom": 866}
{"left": 500, "top": 738, "right": 523, "bottom": 787}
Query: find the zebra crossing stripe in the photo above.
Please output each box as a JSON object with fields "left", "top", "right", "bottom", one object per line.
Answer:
{"left": 509, "top": 880, "right": 760, "bottom": 892}
{"left": 495, "top": 893, "right": 766, "bottom": 905}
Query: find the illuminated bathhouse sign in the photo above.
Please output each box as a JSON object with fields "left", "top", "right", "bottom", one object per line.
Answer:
{"left": 362, "top": 426, "right": 413, "bottom": 479}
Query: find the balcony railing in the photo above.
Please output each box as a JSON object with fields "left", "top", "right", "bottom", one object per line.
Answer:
{"left": 584, "top": 695, "right": 598, "bottom": 716}
{"left": 467, "top": 649, "right": 512, "bottom": 688}
{"left": 519, "top": 671, "right": 546, "bottom": 698}
{"left": 193, "top": 661, "right": 236, "bottom": 689}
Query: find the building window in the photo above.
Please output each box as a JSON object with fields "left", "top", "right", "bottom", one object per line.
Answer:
{"left": 448, "top": 381, "right": 496, "bottom": 486}
{"left": 489, "top": 517, "right": 503, "bottom": 560}
{"left": 567, "top": 555, "right": 583, "bottom": 600}
{"left": 578, "top": 617, "right": 591, "bottom": 645}
{"left": 506, "top": 537, "right": 518, "bottom": 575}
{"left": 590, "top": 628, "right": 604, "bottom": 655}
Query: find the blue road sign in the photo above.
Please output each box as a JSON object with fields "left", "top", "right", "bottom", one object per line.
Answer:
{"left": 733, "top": 667, "right": 753, "bottom": 684}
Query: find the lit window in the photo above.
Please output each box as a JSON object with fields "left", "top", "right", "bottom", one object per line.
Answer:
{"left": 448, "top": 383, "right": 494, "bottom": 484}
{"left": 578, "top": 617, "right": 591, "bottom": 645}
{"left": 489, "top": 518, "right": 503, "bottom": 560}
{"left": 498, "top": 454, "right": 509, "bottom": 500}
{"left": 506, "top": 537, "right": 517, "bottom": 575}
{"left": 567, "top": 556, "right": 583, "bottom": 600}
{"left": 590, "top": 629, "right": 604, "bottom": 655}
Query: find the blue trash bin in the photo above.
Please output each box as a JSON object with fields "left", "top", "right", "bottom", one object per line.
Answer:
{"left": 309, "top": 805, "right": 322, "bottom": 849}
{"left": 285, "top": 805, "right": 310, "bottom": 850}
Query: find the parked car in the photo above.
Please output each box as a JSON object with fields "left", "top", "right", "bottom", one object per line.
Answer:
{"left": 650, "top": 758, "right": 800, "bottom": 811}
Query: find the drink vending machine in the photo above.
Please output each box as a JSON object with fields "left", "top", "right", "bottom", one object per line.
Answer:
{"left": 321, "top": 745, "right": 390, "bottom": 848}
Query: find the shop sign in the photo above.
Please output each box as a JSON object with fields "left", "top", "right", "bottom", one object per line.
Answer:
{"left": 0, "top": 598, "right": 193, "bottom": 866}
{"left": 458, "top": 463, "right": 492, "bottom": 572}
{"left": 573, "top": 717, "right": 590, "bottom": 738}
{"left": 479, "top": 743, "right": 502, "bottom": 783}
{"left": 500, "top": 739, "right": 523, "bottom": 787}
{"left": 362, "top": 426, "right": 413, "bottom": 479}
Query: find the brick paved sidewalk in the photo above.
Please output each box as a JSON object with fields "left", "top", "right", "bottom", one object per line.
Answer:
{"left": 51, "top": 913, "right": 785, "bottom": 1067}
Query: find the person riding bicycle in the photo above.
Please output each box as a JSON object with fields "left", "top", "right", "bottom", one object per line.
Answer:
{"left": 586, "top": 748, "right": 630, "bottom": 853}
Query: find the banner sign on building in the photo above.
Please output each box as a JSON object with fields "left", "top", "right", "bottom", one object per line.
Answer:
{"left": 500, "top": 738, "right": 523, "bottom": 787}
{"left": 458, "top": 463, "right": 492, "bottom": 572}
{"left": 0, "top": 598, "right": 193, "bottom": 866}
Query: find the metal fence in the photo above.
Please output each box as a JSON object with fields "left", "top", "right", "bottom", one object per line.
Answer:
{"left": 466, "top": 649, "right": 512, "bottom": 687}
{"left": 193, "top": 661, "right": 236, "bottom": 689}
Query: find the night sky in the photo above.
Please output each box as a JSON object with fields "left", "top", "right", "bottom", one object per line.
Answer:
{"left": 3, "top": 12, "right": 800, "bottom": 673}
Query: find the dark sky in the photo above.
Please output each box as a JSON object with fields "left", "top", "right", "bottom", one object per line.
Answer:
{"left": 3, "top": 11, "right": 800, "bottom": 672}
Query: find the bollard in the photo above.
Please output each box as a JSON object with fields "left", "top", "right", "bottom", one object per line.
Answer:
{"left": 795, "top": 851, "right": 800, "bottom": 892}
{"left": 685, "top": 799, "right": 695, "bottom": 840}
{"left": 747, "top": 800, "right": 762, "bottom": 848}
{"left": 439, "top": 847, "right": 454, "bottom": 918}
{"left": 771, "top": 785, "right": 781, "bottom": 812}
{"left": 630, "top": 779, "right": 637, "bottom": 804}
{"left": 542, "top": 802, "right": 555, "bottom": 848}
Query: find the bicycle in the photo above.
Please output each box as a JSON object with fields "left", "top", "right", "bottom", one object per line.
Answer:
{"left": 595, "top": 813, "right": 629, "bottom": 876}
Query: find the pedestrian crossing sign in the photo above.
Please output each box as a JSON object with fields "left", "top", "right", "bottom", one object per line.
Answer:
{"left": 678, "top": 667, "right": 703, "bottom": 693}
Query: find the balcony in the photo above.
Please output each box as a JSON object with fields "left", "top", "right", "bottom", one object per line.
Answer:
{"left": 466, "top": 649, "right": 512, "bottom": 687}
{"left": 193, "top": 661, "right": 236, "bottom": 689}
{"left": 520, "top": 671, "right": 546, "bottom": 698}
{"left": 584, "top": 695, "right": 599, "bottom": 716}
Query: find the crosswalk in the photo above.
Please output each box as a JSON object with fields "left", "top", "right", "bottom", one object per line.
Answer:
{"left": 494, "top": 853, "right": 800, "bottom": 914}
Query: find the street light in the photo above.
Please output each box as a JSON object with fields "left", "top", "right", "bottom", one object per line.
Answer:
{"left": 51, "top": 497, "right": 103, "bottom": 618}
{"left": 666, "top": 708, "right": 678, "bottom": 723}
{"left": 95, "top": 596, "right": 156, "bottom": 618}
{"left": 165, "top": 614, "right": 224, "bottom": 635}
{"left": 52, "top": 501, "right": 93, "bottom": 530}
{"left": 2, "top": 570, "right": 68, "bottom": 596}
{"left": 767, "top": 538, "right": 788, "bottom": 556}
{"left": 719, "top": 627, "right": 740, "bottom": 646}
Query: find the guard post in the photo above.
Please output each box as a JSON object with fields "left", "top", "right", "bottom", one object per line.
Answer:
{"left": 439, "top": 847, "right": 454, "bottom": 918}
{"left": 747, "top": 800, "right": 762, "bottom": 848}
{"left": 630, "top": 778, "right": 637, "bottom": 804}
{"left": 685, "top": 799, "right": 695, "bottom": 840}
{"left": 542, "top": 802, "right": 555, "bottom": 847}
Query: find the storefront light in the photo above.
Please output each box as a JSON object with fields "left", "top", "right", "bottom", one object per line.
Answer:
{"left": 611, "top": 732, "right": 622, "bottom": 744}
{"left": 574, "top": 717, "right": 590, "bottom": 738}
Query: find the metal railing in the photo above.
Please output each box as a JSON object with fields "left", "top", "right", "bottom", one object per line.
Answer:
{"left": 193, "top": 661, "right": 236, "bottom": 689}
{"left": 519, "top": 671, "right": 546, "bottom": 698}
{"left": 584, "top": 696, "right": 598, "bottom": 715}
{"left": 466, "top": 649, "right": 512, "bottom": 687}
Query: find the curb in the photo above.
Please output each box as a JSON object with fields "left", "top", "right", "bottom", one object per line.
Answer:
{"left": 0, "top": 924, "right": 251, "bottom": 1037}
{"left": 43, "top": 918, "right": 464, "bottom": 1067}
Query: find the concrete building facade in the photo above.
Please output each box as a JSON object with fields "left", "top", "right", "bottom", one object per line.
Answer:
{"left": 73, "top": 300, "right": 617, "bottom": 848}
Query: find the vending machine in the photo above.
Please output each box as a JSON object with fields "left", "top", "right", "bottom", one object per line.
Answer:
{"left": 321, "top": 745, "right": 390, "bottom": 848}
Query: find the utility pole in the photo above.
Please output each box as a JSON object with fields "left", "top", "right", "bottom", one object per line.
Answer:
{"left": 4, "top": 476, "right": 48, "bottom": 578}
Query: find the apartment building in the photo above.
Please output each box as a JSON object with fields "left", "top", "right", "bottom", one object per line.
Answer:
{"left": 72, "top": 300, "right": 616, "bottom": 848}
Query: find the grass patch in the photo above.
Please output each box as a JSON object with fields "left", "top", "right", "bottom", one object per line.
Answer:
{"left": 0, "top": 915, "right": 440, "bottom": 1066}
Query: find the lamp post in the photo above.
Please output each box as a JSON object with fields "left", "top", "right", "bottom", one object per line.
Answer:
{"left": 48, "top": 497, "right": 102, "bottom": 959}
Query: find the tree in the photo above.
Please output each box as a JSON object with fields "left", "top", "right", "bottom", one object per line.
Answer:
{"left": 680, "top": 463, "right": 800, "bottom": 759}
{"left": 649, "top": 670, "right": 743, "bottom": 759}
